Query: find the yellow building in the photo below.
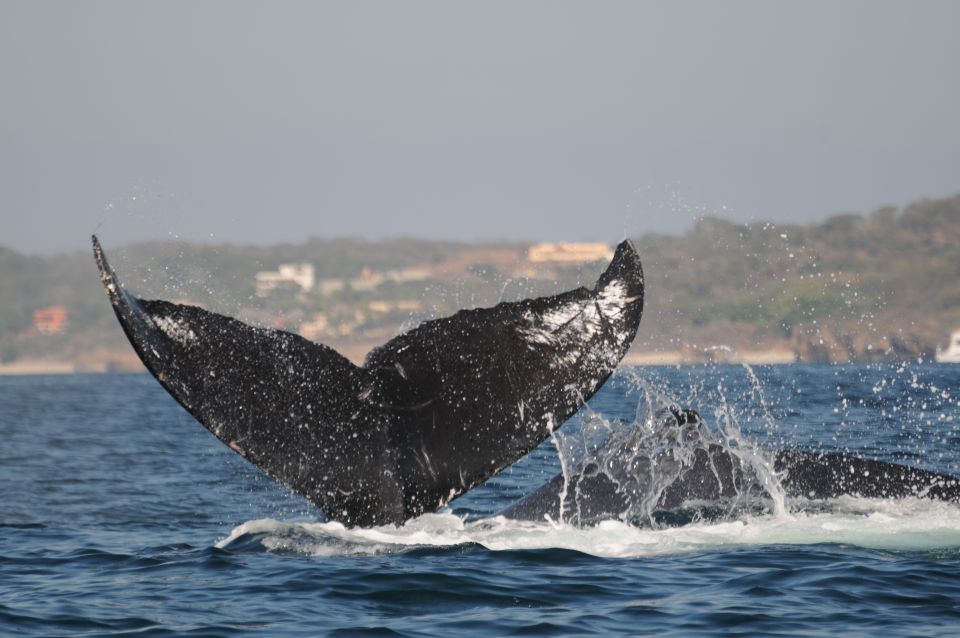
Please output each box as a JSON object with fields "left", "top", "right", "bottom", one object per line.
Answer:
{"left": 527, "top": 242, "right": 614, "bottom": 264}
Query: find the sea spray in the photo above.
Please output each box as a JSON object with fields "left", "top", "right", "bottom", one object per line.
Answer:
{"left": 543, "top": 362, "right": 793, "bottom": 527}
{"left": 216, "top": 498, "right": 960, "bottom": 559}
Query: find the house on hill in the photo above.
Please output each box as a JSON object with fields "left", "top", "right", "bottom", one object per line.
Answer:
{"left": 33, "top": 306, "right": 68, "bottom": 335}
{"left": 255, "top": 264, "right": 315, "bottom": 297}
{"left": 527, "top": 242, "right": 614, "bottom": 264}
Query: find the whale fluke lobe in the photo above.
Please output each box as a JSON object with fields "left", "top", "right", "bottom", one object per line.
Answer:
{"left": 93, "top": 235, "right": 644, "bottom": 527}
{"left": 94, "top": 236, "right": 406, "bottom": 525}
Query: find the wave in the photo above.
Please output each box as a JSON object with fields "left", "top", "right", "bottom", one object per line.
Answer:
{"left": 217, "top": 496, "right": 960, "bottom": 559}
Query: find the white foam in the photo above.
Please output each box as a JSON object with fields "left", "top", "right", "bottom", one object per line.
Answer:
{"left": 216, "top": 497, "right": 960, "bottom": 558}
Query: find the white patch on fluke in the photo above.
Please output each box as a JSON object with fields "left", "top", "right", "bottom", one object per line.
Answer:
{"left": 517, "top": 280, "right": 632, "bottom": 367}
{"left": 152, "top": 315, "right": 197, "bottom": 346}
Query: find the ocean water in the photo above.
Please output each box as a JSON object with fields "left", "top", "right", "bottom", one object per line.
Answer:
{"left": 2, "top": 363, "right": 960, "bottom": 637}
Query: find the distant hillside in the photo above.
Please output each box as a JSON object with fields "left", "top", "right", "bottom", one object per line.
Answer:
{"left": 632, "top": 194, "right": 960, "bottom": 362}
{"left": 1, "top": 193, "right": 958, "bottom": 371}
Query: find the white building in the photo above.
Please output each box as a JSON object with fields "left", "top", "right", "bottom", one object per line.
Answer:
{"left": 936, "top": 330, "right": 960, "bottom": 363}
{"left": 255, "top": 264, "right": 315, "bottom": 297}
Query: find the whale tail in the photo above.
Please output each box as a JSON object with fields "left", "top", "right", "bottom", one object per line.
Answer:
{"left": 93, "top": 236, "right": 644, "bottom": 526}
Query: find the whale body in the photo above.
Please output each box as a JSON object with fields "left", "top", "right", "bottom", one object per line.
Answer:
{"left": 500, "top": 408, "right": 960, "bottom": 525}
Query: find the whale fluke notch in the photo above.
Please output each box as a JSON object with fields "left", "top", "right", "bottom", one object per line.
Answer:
{"left": 93, "top": 236, "right": 644, "bottom": 527}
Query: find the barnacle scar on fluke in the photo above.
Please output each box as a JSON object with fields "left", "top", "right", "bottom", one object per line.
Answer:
{"left": 92, "top": 235, "right": 644, "bottom": 527}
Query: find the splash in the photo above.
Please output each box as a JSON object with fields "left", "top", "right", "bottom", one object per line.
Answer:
{"left": 544, "top": 365, "right": 789, "bottom": 527}
{"left": 213, "top": 361, "right": 960, "bottom": 556}
{"left": 217, "top": 498, "right": 960, "bottom": 559}
{"left": 710, "top": 362, "right": 789, "bottom": 518}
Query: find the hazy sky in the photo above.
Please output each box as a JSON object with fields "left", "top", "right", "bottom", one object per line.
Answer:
{"left": 2, "top": 0, "right": 959, "bottom": 254}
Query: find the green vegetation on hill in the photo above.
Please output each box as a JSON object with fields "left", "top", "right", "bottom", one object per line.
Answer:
{"left": 631, "top": 194, "right": 960, "bottom": 360}
{"left": 1, "top": 193, "right": 958, "bottom": 367}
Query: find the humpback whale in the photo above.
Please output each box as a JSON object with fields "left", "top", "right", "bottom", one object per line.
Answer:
{"left": 500, "top": 407, "right": 960, "bottom": 525}
{"left": 93, "top": 235, "right": 644, "bottom": 527}
{"left": 95, "top": 236, "right": 960, "bottom": 529}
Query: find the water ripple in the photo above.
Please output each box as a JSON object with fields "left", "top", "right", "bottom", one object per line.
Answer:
{"left": 1, "top": 366, "right": 959, "bottom": 636}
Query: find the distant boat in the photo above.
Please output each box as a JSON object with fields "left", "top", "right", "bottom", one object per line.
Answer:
{"left": 935, "top": 330, "right": 960, "bottom": 363}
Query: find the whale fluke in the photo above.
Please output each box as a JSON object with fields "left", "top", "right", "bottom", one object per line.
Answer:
{"left": 94, "top": 236, "right": 644, "bottom": 527}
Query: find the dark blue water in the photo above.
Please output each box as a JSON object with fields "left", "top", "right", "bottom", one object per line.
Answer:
{"left": 2, "top": 364, "right": 960, "bottom": 636}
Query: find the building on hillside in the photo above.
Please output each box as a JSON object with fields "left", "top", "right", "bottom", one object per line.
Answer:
{"left": 527, "top": 242, "right": 614, "bottom": 264}
{"left": 384, "top": 267, "right": 431, "bottom": 283}
{"left": 317, "top": 279, "right": 345, "bottom": 296}
{"left": 33, "top": 306, "right": 68, "bottom": 334}
{"left": 936, "top": 330, "right": 960, "bottom": 363}
{"left": 347, "top": 266, "right": 432, "bottom": 293}
{"left": 349, "top": 268, "right": 384, "bottom": 292}
{"left": 299, "top": 313, "right": 330, "bottom": 341}
{"left": 255, "top": 264, "right": 315, "bottom": 297}
{"left": 367, "top": 300, "right": 424, "bottom": 314}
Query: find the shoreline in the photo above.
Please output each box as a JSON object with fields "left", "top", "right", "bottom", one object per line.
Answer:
{"left": 0, "top": 352, "right": 145, "bottom": 376}
{"left": 4, "top": 347, "right": 946, "bottom": 376}
{"left": 622, "top": 349, "right": 798, "bottom": 366}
